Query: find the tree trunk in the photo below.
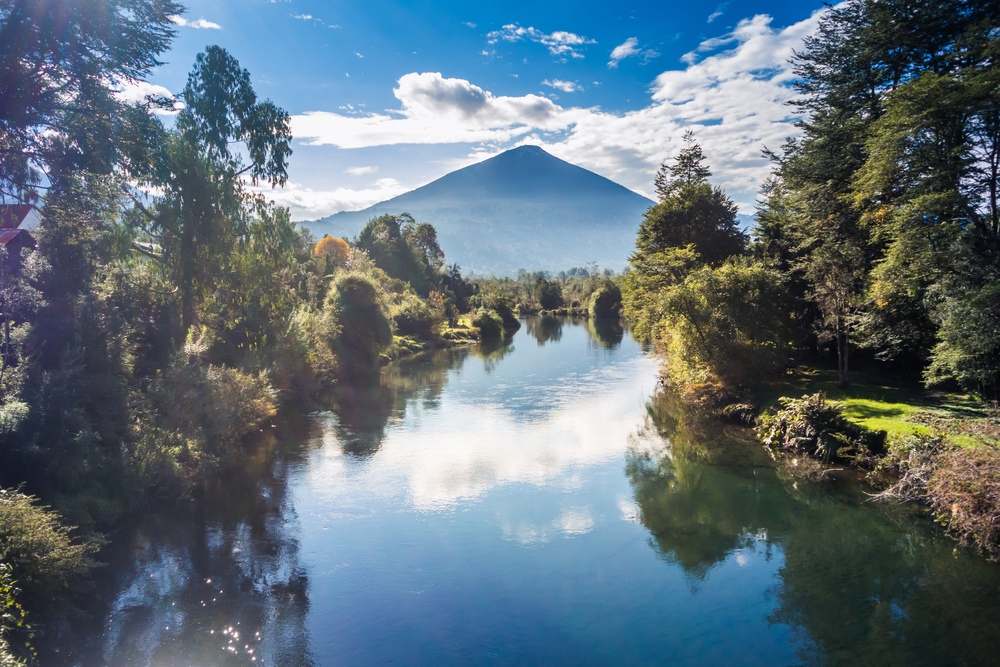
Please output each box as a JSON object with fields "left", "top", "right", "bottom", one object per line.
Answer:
{"left": 180, "top": 196, "right": 196, "bottom": 333}
{"left": 836, "top": 330, "right": 849, "bottom": 387}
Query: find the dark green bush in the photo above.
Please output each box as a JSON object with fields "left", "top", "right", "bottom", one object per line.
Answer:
{"left": 390, "top": 291, "right": 440, "bottom": 338}
{"left": 325, "top": 273, "right": 393, "bottom": 373}
{"left": 588, "top": 280, "right": 622, "bottom": 319}
{"left": 472, "top": 309, "right": 504, "bottom": 342}
{"left": 756, "top": 393, "right": 885, "bottom": 464}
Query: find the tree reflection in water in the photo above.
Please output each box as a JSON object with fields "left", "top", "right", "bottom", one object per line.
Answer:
{"left": 526, "top": 315, "right": 563, "bottom": 345}
{"left": 54, "top": 421, "right": 316, "bottom": 666}
{"left": 587, "top": 316, "right": 624, "bottom": 349}
{"left": 628, "top": 389, "right": 1000, "bottom": 664}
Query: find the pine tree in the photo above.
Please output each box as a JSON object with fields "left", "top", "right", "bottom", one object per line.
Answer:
{"left": 654, "top": 130, "right": 712, "bottom": 200}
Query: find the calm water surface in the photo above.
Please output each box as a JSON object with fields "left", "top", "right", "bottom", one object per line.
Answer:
{"left": 61, "top": 317, "right": 1000, "bottom": 665}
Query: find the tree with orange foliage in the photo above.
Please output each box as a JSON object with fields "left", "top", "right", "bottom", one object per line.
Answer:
{"left": 313, "top": 235, "right": 351, "bottom": 271}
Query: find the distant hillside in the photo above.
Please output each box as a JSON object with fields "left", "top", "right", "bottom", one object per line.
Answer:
{"left": 301, "top": 146, "right": 655, "bottom": 275}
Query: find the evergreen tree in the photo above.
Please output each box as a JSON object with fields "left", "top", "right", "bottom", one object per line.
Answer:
{"left": 653, "top": 130, "right": 712, "bottom": 200}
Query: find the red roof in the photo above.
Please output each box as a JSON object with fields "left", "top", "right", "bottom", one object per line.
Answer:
{"left": 0, "top": 205, "right": 33, "bottom": 230}
{"left": 0, "top": 228, "right": 31, "bottom": 248}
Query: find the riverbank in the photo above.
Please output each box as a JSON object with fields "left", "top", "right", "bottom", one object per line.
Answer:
{"left": 676, "top": 366, "right": 1000, "bottom": 560}
{"left": 753, "top": 368, "right": 999, "bottom": 450}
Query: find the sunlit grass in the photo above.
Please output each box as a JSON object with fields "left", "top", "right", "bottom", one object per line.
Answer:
{"left": 756, "top": 367, "right": 996, "bottom": 449}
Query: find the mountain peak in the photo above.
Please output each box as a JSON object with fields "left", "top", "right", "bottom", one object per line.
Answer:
{"left": 305, "top": 147, "right": 654, "bottom": 274}
{"left": 505, "top": 144, "right": 547, "bottom": 154}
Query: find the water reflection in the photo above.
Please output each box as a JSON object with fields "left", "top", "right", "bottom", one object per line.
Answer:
{"left": 587, "top": 317, "right": 624, "bottom": 349}
{"left": 630, "top": 388, "right": 1000, "bottom": 664}
{"left": 525, "top": 314, "right": 563, "bottom": 345}
{"left": 57, "top": 423, "right": 316, "bottom": 666}
{"left": 58, "top": 318, "right": 1000, "bottom": 666}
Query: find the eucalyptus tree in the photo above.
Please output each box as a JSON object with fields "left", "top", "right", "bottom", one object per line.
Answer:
{"left": 0, "top": 0, "right": 181, "bottom": 202}
{"left": 133, "top": 46, "right": 293, "bottom": 331}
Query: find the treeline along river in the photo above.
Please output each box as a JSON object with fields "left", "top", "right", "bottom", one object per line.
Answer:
{"left": 52, "top": 317, "right": 1000, "bottom": 666}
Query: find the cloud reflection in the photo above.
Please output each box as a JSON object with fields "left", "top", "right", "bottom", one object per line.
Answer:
{"left": 303, "top": 355, "right": 658, "bottom": 512}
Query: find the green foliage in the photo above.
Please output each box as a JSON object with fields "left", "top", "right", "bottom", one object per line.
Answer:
{"left": 621, "top": 245, "right": 700, "bottom": 341}
{"left": 636, "top": 184, "right": 745, "bottom": 265}
{"left": 471, "top": 293, "right": 520, "bottom": 333}
{"left": 355, "top": 214, "right": 445, "bottom": 296}
{"left": 0, "top": 563, "right": 27, "bottom": 667}
{"left": 925, "top": 271, "right": 1000, "bottom": 398}
{"left": 325, "top": 273, "right": 393, "bottom": 374}
{"left": 764, "top": 0, "right": 1000, "bottom": 392}
{"left": 472, "top": 309, "right": 504, "bottom": 343}
{"left": 139, "top": 328, "right": 278, "bottom": 491}
{"left": 588, "top": 281, "right": 621, "bottom": 320}
{"left": 636, "top": 136, "right": 744, "bottom": 265}
{"left": 657, "top": 258, "right": 795, "bottom": 390}
{"left": 653, "top": 130, "right": 712, "bottom": 200}
{"left": 756, "top": 393, "right": 886, "bottom": 464}
{"left": 533, "top": 277, "right": 563, "bottom": 310}
{"left": 0, "top": 490, "right": 97, "bottom": 602}
{"left": 389, "top": 291, "right": 441, "bottom": 338}
{"left": 0, "top": 0, "right": 182, "bottom": 200}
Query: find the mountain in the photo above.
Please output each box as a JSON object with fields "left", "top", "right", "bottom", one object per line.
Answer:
{"left": 301, "top": 146, "right": 655, "bottom": 275}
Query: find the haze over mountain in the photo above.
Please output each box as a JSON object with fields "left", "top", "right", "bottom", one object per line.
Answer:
{"left": 302, "top": 146, "right": 655, "bottom": 275}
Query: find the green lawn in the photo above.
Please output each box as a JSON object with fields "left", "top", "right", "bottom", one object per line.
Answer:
{"left": 756, "top": 368, "right": 997, "bottom": 449}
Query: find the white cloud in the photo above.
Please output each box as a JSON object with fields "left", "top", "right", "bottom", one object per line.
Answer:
{"left": 291, "top": 7, "right": 831, "bottom": 212}
{"left": 707, "top": 2, "right": 730, "bottom": 23}
{"left": 346, "top": 165, "right": 378, "bottom": 176}
{"left": 542, "top": 79, "right": 581, "bottom": 93}
{"left": 608, "top": 37, "right": 658, "bottom": 68}
{"left": 114, "top": 79, "right": 183, "bottom": 115}
{"left": 536, "top": 10, "right": 827, "bottom": 208}
{"left": 354, "top": 51, "right": 364, "bottom": 59}
{"left": 257, "top": 178, "right": 407, "bottom": 219}
{"left": 292, "top": 72, "right": 569, "bottom": 148}
{"left": 487, "top": 23, "right": 595, "bottom": 59}
{"left": 291, "top": 13, "right": 314, "bottom": 20}
{"left": 168, "top": 15, "right": 221, "bottom": 30}
{"left": 463, "top": 21, "right": 477, "bottom": 29}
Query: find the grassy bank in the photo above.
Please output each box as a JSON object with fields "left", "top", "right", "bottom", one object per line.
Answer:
{"left": 739, "top": 366, "right": 999, "bottom": 560}
{"left": 753, "top": 368, "right": 999, "bottom": 450}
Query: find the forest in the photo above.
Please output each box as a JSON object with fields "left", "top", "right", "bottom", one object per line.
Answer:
{"left": 0, "top": 0, "right": 998, "bottom": 663}
{"left": 621, "top": 0, "right": 999, "bottom": 561}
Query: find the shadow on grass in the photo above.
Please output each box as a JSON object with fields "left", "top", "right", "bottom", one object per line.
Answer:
{"left": 754, "top": 367, "right": 988, "bottom": 420}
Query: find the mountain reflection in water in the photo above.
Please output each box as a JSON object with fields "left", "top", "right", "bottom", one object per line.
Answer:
{"left": 54, "top": 317, "right": 1000, "bottom": 666}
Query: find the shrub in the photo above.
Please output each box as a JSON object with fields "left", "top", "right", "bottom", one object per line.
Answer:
{"left": 0, "top": 489, "right": 97, "bottom": 602}
{"left": 472, "top": 309, "right": 504, "bottom": 343}
{"left": 325, "top": 273, "right": 392, "bottom": 374}
{"left": 270, "top": 304, "right": 339, "bottom": 395}
{"left": 588, "top": 281, "right": 622, "bottom": 319}
{"left": 143, "top": 328, "right": 278, "bottom": 481}
{"left": 534, "top": 278, "right": 563, "bottom": 310}
{"left": 389, "top": 291, "right": 440, "bottom": 338}
{"left": 0, "top": 564, "right": 26, "bottom": 667}
{"left": 756, "top": 393, "right": 886, "bottom": 464}
{"left": 658, "top": 258, "right": 794, "bottom": 390}
{"left": 875, "top": 436, "right": 1000, "bottom": 559}
{"left": 927, "top": 447, "right": 1000, "bottom": 559}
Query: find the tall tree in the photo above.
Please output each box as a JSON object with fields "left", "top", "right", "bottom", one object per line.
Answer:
{"left": 653, "top": 130, "right": 712, "bottom": 200}
{"left": 138, "top": 46, "right": 293, "bottom": 330}
{"left": 636, "top": 136, "right": 745, "bottom": 265}
{"left": 0, "top": 0, "right": 181, "bottom": 202}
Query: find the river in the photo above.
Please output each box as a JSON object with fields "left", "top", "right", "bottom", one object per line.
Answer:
{"left": 56, "top": 316, "right": 1000, "bottom": 665}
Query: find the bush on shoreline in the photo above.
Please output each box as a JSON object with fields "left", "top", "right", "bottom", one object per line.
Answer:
{"left": 874, "top": 435, "right": 1000, "bottom": 559}
{"left": 756, "top": 393, "right": 886, "bottom": 465}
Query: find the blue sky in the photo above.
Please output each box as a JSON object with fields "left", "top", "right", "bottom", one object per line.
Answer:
{"left": 130, "top": 0, "right": 831, "bottom": 219}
